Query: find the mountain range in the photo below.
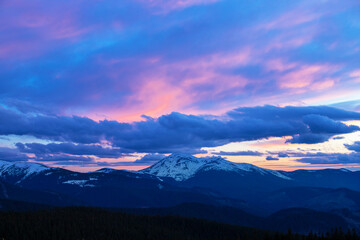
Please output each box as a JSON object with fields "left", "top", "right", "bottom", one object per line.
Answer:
{"left": 0, "top": 153, "right": 359, "bottom": 233}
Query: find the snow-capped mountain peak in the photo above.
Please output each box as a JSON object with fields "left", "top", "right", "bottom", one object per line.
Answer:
{"left": 0, "top": 160, "right": 50, "bottom": 182}
{"left": 140, "top": 153, "right": 290, "bottom": 181}
{"left": 140, "top": 153, "right": 207, "bottom": 181}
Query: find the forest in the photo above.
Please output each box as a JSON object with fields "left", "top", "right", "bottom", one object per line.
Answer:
{"left": 0, "top": 207, "right": 358, "bottom": 240}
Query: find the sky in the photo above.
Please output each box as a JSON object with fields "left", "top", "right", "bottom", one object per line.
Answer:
{"left": 1, "top": 0, "right": 360, "bottom": 171}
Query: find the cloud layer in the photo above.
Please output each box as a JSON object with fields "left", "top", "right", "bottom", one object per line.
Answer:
{"left": 0, "top": 105, "right": 359, "bottom": 166}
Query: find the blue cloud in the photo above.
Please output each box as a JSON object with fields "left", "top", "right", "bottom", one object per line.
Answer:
{"left": 303, "top": 114, "right": 359, "bottom": 134}
{"left": 134, "top": 153, "right": 166, "bottom": 164}
{"left": 97, "top": 153, "right": 167, "bottom": 166}
{"left": 345, "top": 142, "right": 360, "bottom": 152}
{"left": 213, "top": 151, "right": 264, "bottom": 156}
{"left": 16, "top": 142, "right": 127, "bottom": 158}
{"left": 0, "top": 147, "right": 29, "bottom": 162}
{"left": 0, "top": 105, "right": 359, "bottom": 154}
{"left": 296, "top": 153, "right": 360, "bottom": 165}
{"left": 277, "top": 152, "right": 289, "bottom": 158}
{"left": 34, "top": 154, "right": 94, "bottom": 163}
{"left": 229, "top": 105, "right": 360, "bottom": 121}
{"left": 286, "top": 133, "right": 332, "bottom": 144}
{"left": 266, "top": 156, "right": 279, "bottom": 161}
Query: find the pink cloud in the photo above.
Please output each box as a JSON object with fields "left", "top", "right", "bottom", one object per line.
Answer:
{"left": 310, "top": 78, "right": 336, "bottom": 91}
{"left": 137, "top": 0, "right": 220, "bottom": 13}
{"left": 78, "top": 50, "right": 252, "bottom": 122}
{"left": 349, "top": 69, "right": 360, "bottom": 83}
{"left": 267, "top": 60, "right": 340, "bottom": 91}
{"left": 261, "top": 10, "right": 321, "bottom": 30}
{"left": 258, "top": 0, "right": 358, "bottom": 31}
{"left": 265, "top": 59, "right": 297, "bottom": 72}
{"left": 279, "top": 65, "right": 330, "bottom": 89}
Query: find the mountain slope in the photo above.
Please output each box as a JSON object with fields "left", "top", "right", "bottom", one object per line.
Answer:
{"left": 0, "top": 160, "right": 49, "bottom": 183}
{"left": 287, "top": 169, "right": 360, "bottom": 191}
{"left": 0, "top": 180, "right": 79, "bottom": 207}
{"left": 266, "top": 208, "right": 351, "bottom": 233}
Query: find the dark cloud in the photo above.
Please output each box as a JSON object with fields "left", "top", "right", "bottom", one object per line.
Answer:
{"left": 94, "top": 154, "right": 167, "bottom": 167}
{"left": 34, "top": 154, "right": 95, "bottom": 163}
{"left": 1, "top": 99, "right": 55, "bottom": 115}
{"left": 266, "top": 156, "right": 279, "bottom": 161}
{"left": 286, "top": 133, "right": 332, "bottom": 144}
{"left": 228, "top": 105, "right": 360, "bottom": 121}
{"left": 213, "top": 151, "right": 264, "bottom": 156}
{"left": 279, "top": 151, "right": 360, "bottom": 164}
{"left": 0, "top": 147, "right": 29, "bottom": 162}
{"left": 133, "top": 154, "right": 166, "bottom": 164}
{"left": 52, "top": 161, "right": 97, "bottom": 166}
{"left": 296, "top": 153, "right": 360, "bottom": 165}
{"left": 95, "top": 161, "right": 152, "bottom": 167}
{"left": 0, "top": 106, "right": 112, "bottom": 144}
{"left": 258, "top": 149, "right": 360, "bottom": 165}
{"left": 277, "top": 152, "right": 289, "bottom": 158}
{"left": 332, "top": 136, "right": 345, "bottom": 140}
{"left": 16, "top": 142, "right": 127, "bottom": 158}
{"left": 302, "top": 114, "right": 359, "bottom": 134}
{"left": 345, "top": 142, "right": 360, "bottom": 152}
{"left": 1, "top": 105, "right": 360, "bottom": 154}
{"left": 0, "top": 146, "right": 95, "bottom": 165}
{"left": 143, "top": 147, "right": 207, "bottom": 155}
{"left": 95, "top": 162, "right": 130, "bottom": 167}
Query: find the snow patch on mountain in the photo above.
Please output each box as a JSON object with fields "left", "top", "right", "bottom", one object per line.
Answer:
{"left": 141, "top": 153, "right": 291, "bottom": 181}
{"left": 63, "top": 180, "right": 95, "bottom": 187}
{"left": 235, "top": 163, "right": 291, "bottom": 180}
{"left": 94, "top": 168, "right": 118, "bottom": 174}
{"left": 340, "top": 168, "right": 351, "bottom": 172}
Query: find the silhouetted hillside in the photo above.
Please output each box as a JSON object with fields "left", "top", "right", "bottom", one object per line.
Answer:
{"left": 0, "top": 207, "right": 359, "bottom": 240}
{"left": 123, "top": 203, "right": 355, "bottom": 234}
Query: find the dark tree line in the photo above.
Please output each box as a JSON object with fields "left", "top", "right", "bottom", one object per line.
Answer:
{"left": 0, "top": 207, "right": 358, "bottom": 240}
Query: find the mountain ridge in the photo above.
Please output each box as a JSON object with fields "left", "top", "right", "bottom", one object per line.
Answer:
{"left": 0, "top": 154, "right": 357, "bottom": 179}
{"left": 0, "top": 155, "right": 360, "bottom": 232}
